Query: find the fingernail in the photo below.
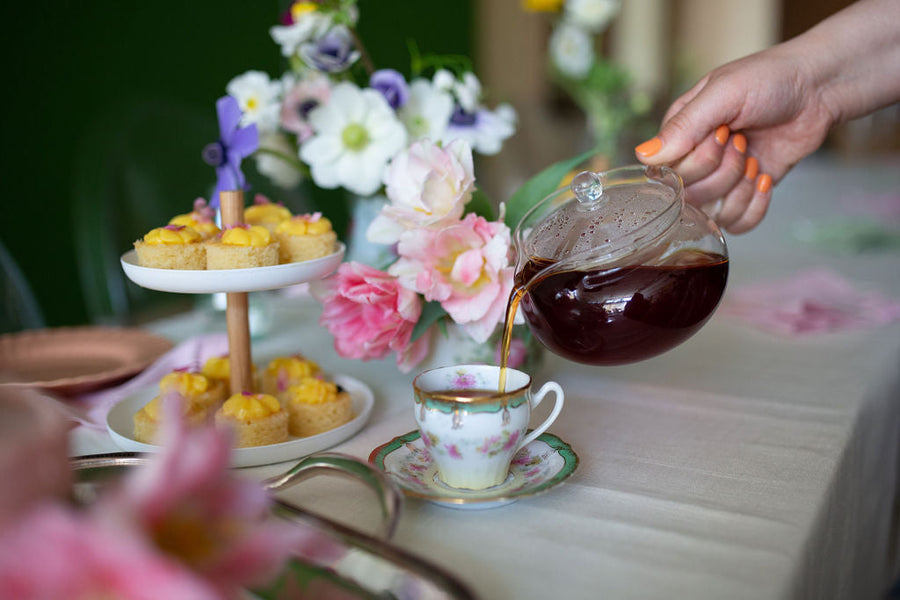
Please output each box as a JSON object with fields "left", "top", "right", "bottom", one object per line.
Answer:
{"left": 757, "top": 173, "right": 772, "bottom": 193}
{"left": 732, "top": 133, "right": 747, "bottom": 154}
{"left": 715, "top": 125, "right": 729, "bottom": 146}
{"left": 635, "top": 137, "right": 662, "bottom": 157}
{"left": 744, "top": 156, "right": 759, "bottom": 180}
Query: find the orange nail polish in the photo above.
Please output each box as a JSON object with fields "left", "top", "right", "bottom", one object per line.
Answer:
{"left": 635, "top": 137, "right": 662, "bottom": 157}
{"left": 732, "top": 133, "right": 747, "bottom": 154}
{"left": 715, "top": 125, "right": 729, "bottom": 145}
{"left": 757, "top": 173, "right": 772, "bottom": 193}
{"left": 744, "top": 156, "right": 759, "bottom": 180}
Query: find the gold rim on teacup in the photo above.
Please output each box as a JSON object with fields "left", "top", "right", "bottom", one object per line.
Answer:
{"left": 412, "top": 366, "right": 531, "bottom": 405}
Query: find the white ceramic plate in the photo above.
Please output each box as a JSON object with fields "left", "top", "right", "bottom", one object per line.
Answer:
{"left": 107, "top": 373, "right": 373, "bottom": 468}
{"left": 120, "top": 243, "right": 345, "bottom": 293}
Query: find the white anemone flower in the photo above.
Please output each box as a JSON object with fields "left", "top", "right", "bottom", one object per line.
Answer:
{"left": 432, "top": 69, "right": 482, "bottom": 113}
{"left": 299, "top": 82, "right": 407, "bottom": 196}
{"left": 226, "top": 70, "right": 283, "bottom": 133}
{"left": 256, "top": 131, "right": 303, "bottom": 189}
{"left": 269, "top": 11, "right": 332, "bottom": 57}
{"left": 565, "top": 0, "right": 620, "bottom": 33}
{"left": 398, "top": 79, "right": 453, "bottom": 142}
{"left": 549, "top": 22, "right": 594, "bottom": 79}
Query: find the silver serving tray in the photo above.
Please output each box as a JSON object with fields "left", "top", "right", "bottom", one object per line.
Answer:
{"left": 72, "top": 452, "right": 475, "bottom": 600}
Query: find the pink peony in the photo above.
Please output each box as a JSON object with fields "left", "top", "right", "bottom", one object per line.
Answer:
{"left": 0, "top": 503, "right": 219, "bottom": 600}
{"left": 367, "top": 139, "right": 476, "bottom": 244}
{"left": 390, "top": 213, "right": 514, "bottom": 343}
{"left": 312, "top": 262, "right": 430, "bottom": 372}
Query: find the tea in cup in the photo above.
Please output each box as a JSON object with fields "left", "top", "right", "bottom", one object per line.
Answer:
{"left": 413, "top": 364, "right": 564, "bottom": 490}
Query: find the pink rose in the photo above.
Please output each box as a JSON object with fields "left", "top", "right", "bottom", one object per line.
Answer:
{"left": 390, "top": 213, "right": 514, "bottom": 342}
{"left": 312, "top": 262, "right": 430, "bottom": 372}
{"left": 367, "top": 139, "right": 476, "bottom": 244}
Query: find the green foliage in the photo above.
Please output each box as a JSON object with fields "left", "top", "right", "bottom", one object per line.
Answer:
{"left": 503, "top": 149, "right": 596, "bottom": 231}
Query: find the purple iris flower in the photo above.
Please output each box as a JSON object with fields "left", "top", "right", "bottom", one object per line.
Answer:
{"left": 299, "top": 26, "right": 360, "bottom": 73}
{"left": 369, "top": 69, "right": 409, "bottom": 110}
{"left": 202, "top": 95, "right": 258, "bottom": 208}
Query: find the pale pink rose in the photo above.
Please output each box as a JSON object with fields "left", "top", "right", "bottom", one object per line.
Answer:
{"left": 281, "top": 74, "right": 332, "bottom": 141}
{"left": 366, "top": 139, "right": 475, "bottom": 244}
{"left": 98, "top": 397, "right": 342, "bottom": 596}
{"left": 311, "top": 262, "right": 430, "bottom": 372}
{"left": 0, "top": 503, "right": 219, "bottom": 600}
{"left": 390, "top": 213, "right": 514, "bottom": 342}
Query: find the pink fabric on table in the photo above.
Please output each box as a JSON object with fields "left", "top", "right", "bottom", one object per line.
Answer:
{"left": 75, "top": 333, "right": 229, "bottom": 429}
{"left": 718, "top": 268, "right": 900, "bottom": 336}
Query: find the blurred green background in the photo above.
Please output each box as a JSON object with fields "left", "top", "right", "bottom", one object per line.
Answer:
{"left": 0, "top": 0, "right": 472, "bottom": 329}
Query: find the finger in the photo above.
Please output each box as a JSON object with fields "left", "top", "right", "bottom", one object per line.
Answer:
{"left": 669, "top": 126, "right": 731, "bottom": 187}
{"left": 635, "top": 77, "right": 740, "bottom": 165}
{"left": 713, "top": 159, "right": 757, "bottom": 229}
{"left": 725, "top": 173, "right": 773, "bottom": 234}
{"left": 661, "top": 74, "right": 710, "bottom": 124}
{"left": 680, "top": 132, "right": 747, "bottom": 202}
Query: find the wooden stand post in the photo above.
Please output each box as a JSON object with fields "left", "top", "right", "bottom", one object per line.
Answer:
{"left": 218, "top": 190, "right": 254, "bottom": 394}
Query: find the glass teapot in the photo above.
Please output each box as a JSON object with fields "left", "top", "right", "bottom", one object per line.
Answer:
{"left": 510, "top": 164, "right": 728, "bottom": 366}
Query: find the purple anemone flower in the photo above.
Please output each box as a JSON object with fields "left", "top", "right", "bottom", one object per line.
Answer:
{"left": 202, "top": 95, "right": 258, "bottom": 208}
{"left": 299, "top": 26, "right": 360, "bottom": 73}
{"left": 369, "top": 69, "right": 409, "bottom": 110}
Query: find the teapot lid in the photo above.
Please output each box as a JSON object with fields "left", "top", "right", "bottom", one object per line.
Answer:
{"left": 517, "top": 165, "right": 683, "bottom": 265}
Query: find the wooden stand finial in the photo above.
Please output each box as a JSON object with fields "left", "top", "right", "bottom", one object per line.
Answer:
{"left": 218, "top": 190, "right": 254, "bottom": 394}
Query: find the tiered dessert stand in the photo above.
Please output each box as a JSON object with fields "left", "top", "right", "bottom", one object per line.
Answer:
{"left": 117, "top": 190, "right": 373, "bottom": 467}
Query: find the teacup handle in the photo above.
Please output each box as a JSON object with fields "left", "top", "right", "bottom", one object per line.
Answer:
{"left": 519, "top": 381, "right": 564, "bottom": 449}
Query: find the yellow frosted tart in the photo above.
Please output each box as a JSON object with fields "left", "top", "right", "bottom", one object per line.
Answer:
{"left": 244, "top": 195, "right": 292, "bottom": 233}
{"left": 205, "top": 224, "right": 279, "bottom": 269}
{"left": 215, "top": 392, "right": 288, "bottom": 447}
{"left": 169, "top": 198, "right": 220, "bottom": 240}
{"left": 274, "top": 213, "right": 337, "bottom": 263}
{"left": 260, "top": 355, "right": 321, "bottom": 398}
{"left": 132, "top": 370, "right": 225, "bottom": 444}
{"left": 133, "top": 225, "right": 205, "bottom": 270}
{"left": 283, "top": 377, "right": 354, "bottom": 437}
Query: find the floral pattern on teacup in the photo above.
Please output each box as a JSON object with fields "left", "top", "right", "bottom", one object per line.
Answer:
{"left": 476, "top": 430, "right": 521, "bottom": 457}
{"left": 451, "top": 371, "right": 477, "bottom": 389}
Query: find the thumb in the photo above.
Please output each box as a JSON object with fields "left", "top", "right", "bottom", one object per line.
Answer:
{"left": 635, "top": 80, "right": 734, "bottom": 165}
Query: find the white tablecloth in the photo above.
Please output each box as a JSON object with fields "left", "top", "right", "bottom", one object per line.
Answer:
{"left": 70, "top": 155, "right": 900, "bottom": 600}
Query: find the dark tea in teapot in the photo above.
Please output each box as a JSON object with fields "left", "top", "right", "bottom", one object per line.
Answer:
{"left": 514, "top": 249, "right": 727, "bottom": 365}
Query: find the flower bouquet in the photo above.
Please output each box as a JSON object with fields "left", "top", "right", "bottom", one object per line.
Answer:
{"left": 214, "top": 0, "right": 593, "bottom": 373}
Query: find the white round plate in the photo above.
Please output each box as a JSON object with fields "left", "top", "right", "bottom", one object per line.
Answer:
{"left": 369, "top": 430, "right": 578, "bottom": 510}
{"left": 107, "top": 374, "right": 372, "bottom": 468}
{"left": 120, "top": 243, "right": 344, "bottom": 293}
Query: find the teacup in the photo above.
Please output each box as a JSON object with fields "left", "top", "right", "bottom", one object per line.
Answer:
{"left": 412, "top": 364, "right": 564, "bottom": 490}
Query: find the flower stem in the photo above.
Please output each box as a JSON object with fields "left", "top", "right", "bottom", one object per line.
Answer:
{"left": 349, "top": 26, "right": 375, "bottom": 76}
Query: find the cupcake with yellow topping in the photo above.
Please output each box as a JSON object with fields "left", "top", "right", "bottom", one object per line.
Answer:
{"left": 274, "top": 213, "right": 337, "bottom": 263}
{"left": 134, "top": 224, "right": 205, "bottom": 269}
{"left": 260, "top": 354, "right": 321, "bottom": 398}
{"left": 283, "top": 377, "right": 354, "bottom": 437}
{"left": 205, "top": 224, "right": 279, "bottom": 269}
{"left": 133, "top": 370, "right": 225, "bottom": 443}
{"left": 169, "top": 198, "right": 220, "bottom": 240}
{"left": 244, "top": 194, "right": 292, "bottom": 233}
{"left": 215, "top": 392, "right": 289, "bottom": 447}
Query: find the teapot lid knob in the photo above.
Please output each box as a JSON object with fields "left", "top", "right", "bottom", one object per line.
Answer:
{"left": 570, "top": 171, "right": 604, "bottom": 207}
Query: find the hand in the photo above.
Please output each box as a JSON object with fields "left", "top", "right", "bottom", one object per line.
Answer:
{"left": 634, "top": 44, "right": 836, "bottom": 233}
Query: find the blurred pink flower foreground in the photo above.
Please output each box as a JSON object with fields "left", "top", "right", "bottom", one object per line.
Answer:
{"left": 0, "top": 398, "right": 341, "bottom": 599}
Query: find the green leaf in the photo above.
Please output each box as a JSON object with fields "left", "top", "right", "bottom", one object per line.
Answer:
{"left": 504, "top": 149, "right": 596, "bottom": 230}
{"left": 467, "top": 188, "right": 495, "bottom": 221}
{"left": 410, "top": 301, "right": 447, "bottom": 343}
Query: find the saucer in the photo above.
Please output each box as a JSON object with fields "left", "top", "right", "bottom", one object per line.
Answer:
{"left": 369, "top": 431, "right": 578, "bottom": 510}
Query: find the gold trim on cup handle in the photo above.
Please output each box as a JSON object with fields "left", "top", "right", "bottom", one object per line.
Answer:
{"left": 519, "top": 381, "right": 564, "bottom": 449}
